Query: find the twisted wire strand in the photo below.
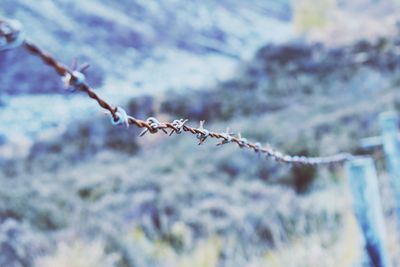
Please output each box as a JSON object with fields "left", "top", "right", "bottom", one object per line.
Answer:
{"left": 1, "top": 18, "right": 356, "bottom": 166}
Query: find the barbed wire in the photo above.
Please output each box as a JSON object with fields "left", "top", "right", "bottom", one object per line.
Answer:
{"left": 0, "top": 18, "right": 358, "bottom": 166}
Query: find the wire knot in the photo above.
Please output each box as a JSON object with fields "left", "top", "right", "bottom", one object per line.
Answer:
{"left": 140, "top": 117, "right": 168, "bottom": 136}
{"left": 170, "top": 119, "right": 188, "bottom": 135}
{"left": 63, "top": 71, "right": 86, "bottom": 89}
{"left": 62, "top": 59, "right": 90, "bottom": 89}
{"left": 109, "top": 106, "right": 129, "bottom": 128}
{"left": 237, "top": 133, "right": 249, "bottom": 148}
{"left": 282, "top": 155, "right": 292, "bottom": 163}
{"left": 253, "top": 142, "right": 262, "bottom": 152}
{"left": 197, "top": 120, "right": 209, "bottom": 145}
{"left": 268, "top": 150, "right": 285, "bottom": 163}
{"left": 0, "top": 18, "right": 25, "bottom": 51}
{"left": 217, "top": 128, "right": 234, "bottom": 146}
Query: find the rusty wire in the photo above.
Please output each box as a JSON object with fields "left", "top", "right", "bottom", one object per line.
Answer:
{"left": 0, "top": 18, "right": 357, "bottom": 166}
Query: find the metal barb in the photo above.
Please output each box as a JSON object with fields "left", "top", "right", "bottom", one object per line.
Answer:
{"left": 140, "top": 117, "right": 168, "bottom": 136}
{"left": 62, "top": 59, "right": 90, "bottom": 89}
{"left": 237, "top": 133, "right": 249, "bottom": 148}
{"left": 110, "top": 106, "right": 129, "bottom": 128}
{"left": 217, "top": 127, "right": 234, "bottom": 146}
{"left": 254, "top": 142, "right": 262, "bottom": 152}
{"left": 0, "top": 18, "right": 25, "bottom": 51}
{"left": 197, "top": 120, "right": 210, "bottom": 145}
{"left": 170, "top": 119, "right": 188, "bottom": 135}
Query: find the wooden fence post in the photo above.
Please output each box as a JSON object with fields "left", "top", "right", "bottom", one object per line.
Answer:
{"left": 379, "top": 111, "right": 400, "bottom": 215}
{"left": 346, "top": 157, "right": 391, "bottom": 267}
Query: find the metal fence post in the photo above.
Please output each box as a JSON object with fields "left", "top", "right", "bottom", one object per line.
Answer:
{"left": 346, "top": 157, "right": 391, "bottom": 267}
{"left": 379, "top": 111, "right": 400, "bottom": 216}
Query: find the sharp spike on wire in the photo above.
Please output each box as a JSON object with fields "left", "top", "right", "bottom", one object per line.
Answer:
{"left": 237, "top": 133, "right": 249, "bottom": 148}
{"left": 71, "top": 58, "right": 78, "bottom": 70}
{"left": 170, "top": 119, "right": 188, "bottom": 136}
{"left": 79, "top": 62, "right": 90, "bottom": 73}
{"left": 0, "top": 18, "right": 25, "bottom": 51}
{"left": 217, "top": 127, "right": 234, "bottom": 146}
{"left": 197, "top": 120, "right": 210, "bottom": 145}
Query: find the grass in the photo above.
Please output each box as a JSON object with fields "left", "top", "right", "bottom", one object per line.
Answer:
{"left": 293, "top": 0, "right": 336, "bottom": 33}
{"left": 35, "top": 239, "right": 120, "bottom": 267}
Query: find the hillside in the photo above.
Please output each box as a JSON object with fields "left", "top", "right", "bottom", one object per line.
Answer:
{"left": 1, "top": 1, "right": 400, "bottom": 267}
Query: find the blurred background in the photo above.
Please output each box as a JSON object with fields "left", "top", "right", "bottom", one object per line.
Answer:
{"left": 1, "top": 0, "right": 400, "bottom": 266}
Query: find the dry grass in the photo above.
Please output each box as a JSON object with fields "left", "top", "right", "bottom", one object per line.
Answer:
{"left": 35, "top": 239, "right": 120, "bottom": 267}
{"left": 293, "top": 0, "right": 336, "bottom": 33}
{"left": 247, "top": 210, "right": 363, "bottom": 267}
